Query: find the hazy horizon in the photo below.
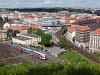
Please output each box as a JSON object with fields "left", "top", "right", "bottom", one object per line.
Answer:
{"left": 0, "top": 0, "right": 100, "bottom": 8}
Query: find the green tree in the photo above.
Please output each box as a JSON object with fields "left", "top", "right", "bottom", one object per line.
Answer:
{"left": 7, "top": 29, "right": 13, "bottom": 38}
{"left": 4, "top": 17, "right": 9, "bottom": 22}
{"left": 28, "top": 27, "right": 33, "bottom": 34}
{"left": 0, "top": 17, "right": 4, "bottom": 27}
{"left": 36, "top": 29, "right": 44, "bottom": 36}
{"left": 13, "top": 30, "right": 20, "bottom": 37}
{"left": 40, "top": 34, "right": 52, "bottom": 47}
{"left": 34, "top": 29, "right": 52, "bottom": 47}
{"left": 72, "top": 36, "right": 75, "bottom": 42}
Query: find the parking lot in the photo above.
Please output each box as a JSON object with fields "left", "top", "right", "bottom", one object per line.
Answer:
{"left": 44, "top": 46, "right": 69, "bottom": 57}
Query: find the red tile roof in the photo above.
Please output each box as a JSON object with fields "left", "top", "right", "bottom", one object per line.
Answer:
{"left": 76, "top": 26, "right": 90, "bottom": 31}
{"left": 67, "top": 18, "right": 82, "bottom": 20}
{"left": 72, "top": 18, "right": 100, "bottom": 25}
{"left": 13, "top": 14, "right": 20, "bottom": 19}
{"left": 4, "top": 24, "right": 39, "bottom": 30}
{"left": 92, "top": 28, "right": 100, "bottom": 35}
{"left": 68, "top": 27, "right": 76, "bottom": 33}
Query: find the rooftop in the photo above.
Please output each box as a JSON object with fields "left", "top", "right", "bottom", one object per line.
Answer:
{"left": 76, "top": 26, "right": 90, "bottom": 31}
{"left": 22, "top": 33, "right": 39, "bottom": 38}
{"left": 92, "top": 28, "right": 100, "bottom": 35}
{"left": 44, "top": 47, "right": 66, "bottom": 55}
{"left": 72, "top": 18, "right": 100, "bottom": 25}
{"left": 14, "top": 36, "right": 30, "bottom": 41}
{"left": 4, "top": 24, "right": 38, "bottom": 30}
{"left": 68, "top": 27, "right": 76, "bottom": 33}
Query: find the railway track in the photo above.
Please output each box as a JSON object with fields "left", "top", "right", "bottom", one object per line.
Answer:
{"left": 73, "top": 47, "right": 100, "bottom": 63}
{"left": 56, "top": 28, "right": 100, "bottom": 63}
{"left": 0, "top": 43, "right": 23, "bottom": 65}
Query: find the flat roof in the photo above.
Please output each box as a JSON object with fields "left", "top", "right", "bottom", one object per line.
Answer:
{"left": 22, "top": 33, "right": 39, "bottom": 38}
{"left": 14, "top": 36, "right": 31, "bottom": 41}
{"left": 44, "top": 46, "right": 66, "bottom": 55}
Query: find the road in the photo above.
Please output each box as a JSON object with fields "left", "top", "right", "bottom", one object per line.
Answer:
{"left": 52, "top": 34, "right": 59, "bottom": 43}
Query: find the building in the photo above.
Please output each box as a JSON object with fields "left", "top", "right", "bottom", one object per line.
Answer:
{"left": 12, "top": 33, "right": 41, "bottom": 46}
{"left": 44, "top": 47, "right": 67, "bottom": 57}
{"left": 4, "top": 24, "right": 39, "bottom": 34}
{"left": 75, "top": 26, "right": 91, "bottom": 49}
{"left": 72, "top": 18, "right": 100, "bottom": 30}
{"left": 89, "top": 28, "right": 100, "bottom": 53}
{"left": 67, "top": 27, "right": 76, "bottom": 42}
{"left": 0, "top": 30, "right": 7, "bottom": 40}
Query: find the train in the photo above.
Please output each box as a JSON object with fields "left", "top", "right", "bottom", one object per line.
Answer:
{"left": 11, "top": 44, "right": 46, "bottom": 60}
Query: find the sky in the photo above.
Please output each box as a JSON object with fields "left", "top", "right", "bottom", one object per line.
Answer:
{"left": 0, "top": 0, "right": 100, "bottom": 8}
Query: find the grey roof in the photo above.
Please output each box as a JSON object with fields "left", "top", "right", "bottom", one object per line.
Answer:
{"left": 15, "top": 36, "right": 30, "bottom": 41}
{"left": 22, "top": 33, "right": 39, "bottom": 38}
{"left": 44, "top": 47, "right": 66, "bottom": 55}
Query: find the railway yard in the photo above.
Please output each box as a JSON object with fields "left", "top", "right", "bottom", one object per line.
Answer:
{"left": 0, "top": 28, "right": 100, "bottom": 65}
{"left": 0, "top": 43, "right": 23, "bottom": 65}
{"left": 0, "top": 43, "right": 61, "bottom": 65}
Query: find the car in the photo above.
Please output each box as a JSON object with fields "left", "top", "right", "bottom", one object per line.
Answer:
{"left": 64, "top": 48, "right": 68, "bottom": 50}
{"left": 59, "top": 46, "right": 63, "bottom": 49}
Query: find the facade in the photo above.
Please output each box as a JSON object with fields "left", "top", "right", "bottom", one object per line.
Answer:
{"left": 72, "top": 18, "right": 100, "bottom": 30}
{"left": 12, "top": 33, "right": 41, "bottom": 46}
{"left": 67, "top": 27, "right": 76, "bottom": 42}
{"left": 81, "top": 22, "right": 100, "bottom": 30}
{"left": 0, "top": 30, "right": 7, "bottom": 40}
{"left": 4, "top": 24, "right": 39, "bottom": 34}
{"left": 75, "top": 26, "right": 91, "bottom": 49}
{"left": 89, "top": 28, "right": 100, "bottom": 53}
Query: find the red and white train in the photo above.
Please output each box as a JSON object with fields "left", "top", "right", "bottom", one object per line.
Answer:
{"left": 11, "top": 44, "right": 46, "bottom": 60}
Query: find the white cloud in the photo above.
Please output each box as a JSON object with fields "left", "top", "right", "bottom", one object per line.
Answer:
{"left": 58, "top": 1, "right": 63, "bottom": 4}
{"left": 43, "top": 0, "right": 53, "bottom": 5}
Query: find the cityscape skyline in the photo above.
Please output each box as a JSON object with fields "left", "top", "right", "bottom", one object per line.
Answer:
{"left": 0, "top": 0, "right": 100, "bottom": 8}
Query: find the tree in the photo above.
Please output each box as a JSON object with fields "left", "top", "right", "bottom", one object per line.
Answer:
{"left": 4, "top": 17, "right": 9, "bottom": 22}
{"left": 0, "top": 17, "right": 4, "bottom": 27}
{"left": 28, "top": 28, "right": 52, "bottom": 47}
{"left": 27, "top": 27, "right": 33, "bottom": 34}
{"left": 13, "top": 30, "right": 20, "bottom": 37}
{"left": 7, "top": 29, "right": 13, "bottom": 38}
{"left": 72, "top": 37, "right": 75, "bottom": 42}
{"left": 40, "top": 34, "right": 52, "bottom": 47}
{"left": 36, "top": 29, "right": 44, "bottom": 36}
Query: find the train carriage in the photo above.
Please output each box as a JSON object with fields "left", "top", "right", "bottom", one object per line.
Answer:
{"left": 11, "top": 44, "right": 46, "bottom": 60}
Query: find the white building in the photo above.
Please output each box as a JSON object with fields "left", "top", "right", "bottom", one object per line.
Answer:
{"left": 67, "top": 27, "right": 76, "bottom": 42}
{"left": 89, "top": 28, "right": 100, "bottom": 53}
{"left": 12, "top": 33, "right": 41, "bottom": 46}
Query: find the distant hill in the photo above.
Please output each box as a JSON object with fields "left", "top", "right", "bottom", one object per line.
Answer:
{"left": 8, "top": 8, "right": 82, "bottom": 12}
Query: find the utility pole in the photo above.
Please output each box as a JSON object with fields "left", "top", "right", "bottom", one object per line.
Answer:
{"left": 31, "top": 45, "right": 35, "bottom": 64}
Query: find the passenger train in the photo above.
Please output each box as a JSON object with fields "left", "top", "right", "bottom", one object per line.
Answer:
{"left": 11, "top": 44, "right": 46, "bottom": 60}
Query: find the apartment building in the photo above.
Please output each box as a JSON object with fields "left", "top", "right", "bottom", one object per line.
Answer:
{"left": 75, "top": 26, "right": 91, "bottom": 49}
{"left": 89, "top": 28, "right": 100, "bottom": 53}
{"left": 72, "top": 18, "right": 100, "bottom": 30}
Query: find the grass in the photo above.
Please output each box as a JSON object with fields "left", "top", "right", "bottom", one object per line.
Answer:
{"left": 91, "top": 53, "right": 100, "bottom": 59}
{"left": 56, "top": 29, "right": 100, "bottom": 68}
{"left": 58, "top": 50, "right": 100, "bottom": 67}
